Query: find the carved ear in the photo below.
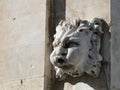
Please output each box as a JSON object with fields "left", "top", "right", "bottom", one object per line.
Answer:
{"left": 85, "top": 32, "right": 102, "bottom": 77}
{"left": 85, "top": 18, "right": 109, "bottom": 77}
{"left": 100, "top": 19, "right": 109, "bottom": 33}
{"left": 92, "top": 18, "right": 109, "bottom": 35}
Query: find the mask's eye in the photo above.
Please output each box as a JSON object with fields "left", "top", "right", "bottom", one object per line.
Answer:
{"left": 64, "top": 41, "right": 79, "bottom": 48}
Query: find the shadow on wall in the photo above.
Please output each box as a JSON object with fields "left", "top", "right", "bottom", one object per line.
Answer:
{"left": 100, "top": 20, "right": 111, "bottom": 89}
{"left": 53, "top": 0, "right": 66, "bottom": 25}
{"left": 48, "top": 0, "right": 66, "bottom": 43}
{"left": 44, "top": 0, "right": 66, "bottom": 90}
{"left": 49, "top": 0, "right": 66, "bottom": 90}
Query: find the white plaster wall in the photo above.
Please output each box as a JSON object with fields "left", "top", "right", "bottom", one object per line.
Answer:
{"left": 0, "top": 0, "right": 46, "bottom": 90}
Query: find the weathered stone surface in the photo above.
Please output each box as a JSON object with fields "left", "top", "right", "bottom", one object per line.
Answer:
{"left": 111, "top": 0, "right": 120, "bottom": 90}
{"left": 0, "top": 0, "right": 46, "bottom": 89}
{"left": 64, "top": 82, "right": 95, "bottom": 90}
{"left": 66, "top": 0, "right": 110, "bottom": 23}
{"left": 0, "top": 0, "right": 112, "bottom": 90}
{"left": 2, "top": 78, "right": 44, "bottom": 90}
{"left": 50, "top": 18, "right": 106, "bottom": 79}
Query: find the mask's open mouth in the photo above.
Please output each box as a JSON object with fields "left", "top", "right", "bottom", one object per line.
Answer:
{"left": 57, "top": 58, "right": 65, "bottom": 64}
{"left": 54, "top": 56, "right": 67, "bottom": 66}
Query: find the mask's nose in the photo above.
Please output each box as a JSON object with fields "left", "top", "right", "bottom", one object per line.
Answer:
{"left": 55, "top": 46, "right": 67, "bottom": 56}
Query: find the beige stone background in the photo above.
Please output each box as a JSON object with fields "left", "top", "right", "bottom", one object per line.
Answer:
{"left": 1, "top": 0, "right": 120, "bottom": 90}
{"left": 0, "top": 0, "right": 46, "bottom": 90}
{"left": 66, "top": 0, "right": 110, "bottom": 23}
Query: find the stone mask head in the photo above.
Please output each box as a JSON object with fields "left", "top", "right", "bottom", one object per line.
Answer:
{"left": 50, "top": 18, "right": 106, "bottom": 79}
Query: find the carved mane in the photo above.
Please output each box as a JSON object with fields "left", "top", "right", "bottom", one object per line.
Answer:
{"left": 50, "top": 18, "right": 108, "bottom": 78}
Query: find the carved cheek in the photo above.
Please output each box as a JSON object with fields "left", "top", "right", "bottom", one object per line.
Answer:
{"left": 50, "top": 48, "right": 59, "bottom": 63}
{"left": 50, "top": 49, "right": 56, "bottom": 57}
{"left": 51, "top": 47, "right": 61, "bottom": 56}
{"left": 50, "top": 50, "right": 55, "bottom": 64}
{"left": 67, "top": 48, "right": 81, "bottom": 63}
{"left": 67, "top": 46, "right": 88, "bottom": 64}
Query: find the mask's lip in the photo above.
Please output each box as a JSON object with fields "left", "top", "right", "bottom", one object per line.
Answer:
{"left": 58, "top": 64, "right": 73, "bottom": 70}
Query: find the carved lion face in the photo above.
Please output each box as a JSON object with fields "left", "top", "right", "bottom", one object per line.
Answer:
{"left": 50, "top": 18, "right": 106, "bottom": 78}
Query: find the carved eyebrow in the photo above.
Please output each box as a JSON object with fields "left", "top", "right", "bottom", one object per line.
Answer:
{"left": 52, "top": 39, "right": 61, "bottom": 47}
{"left": 61, "top": 37, "right": 69, "bottom": 44}
{"left": 61, "top": 36, "right": 79, "bottom": 45}
{"left": 69, "top": 37, "right": 80, "bottom": 42}
{"left": 62, "top": 37, "right": 80, "bottom": 48}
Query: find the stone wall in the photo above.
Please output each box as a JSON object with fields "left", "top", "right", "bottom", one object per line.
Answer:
{"left": 0, "top": 0, "right": 46, "bottom": 90}
{"left": 111, "top": 0, "right": 120, "bottom": 90}
{"left": 66, "top": 0, "right": 110, "bottom": 22}
{"left": 1, "top": 0, "right": 120, "bottom": 90}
